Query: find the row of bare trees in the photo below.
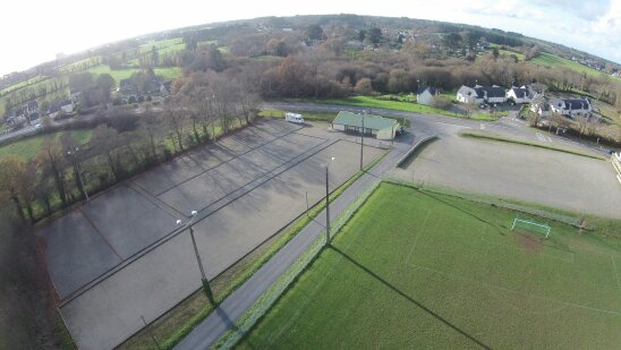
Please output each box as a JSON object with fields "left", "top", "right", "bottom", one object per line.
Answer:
{"left": 0, "top": 72, "right": 260, "bottom": 222}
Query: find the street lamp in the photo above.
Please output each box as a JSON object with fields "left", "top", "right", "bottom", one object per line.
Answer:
{"left": 177, "top": 210, "right": 214, "bottom": 303}
{"left": 322, "top": 157, "right": 336, "bottom": 245}
{"left": 67, "top": 147, "right": 89, "bottom": 201}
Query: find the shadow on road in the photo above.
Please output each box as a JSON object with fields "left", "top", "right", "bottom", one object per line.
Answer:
{"left": 329, "top": 245, "right": 492, "bottom": 350}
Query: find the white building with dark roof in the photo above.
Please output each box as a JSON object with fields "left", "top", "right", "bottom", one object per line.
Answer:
{"left": 507, "top": 86, "right": 532, "bottom": 104}
{"left": 416, "top": 86, "right": 437, "bottom": 106}
{"left": 457, "top": 85, "right": 507, "bottom": 104}
{"left": 549, "top": 98, "right": 592, "bottom": 118}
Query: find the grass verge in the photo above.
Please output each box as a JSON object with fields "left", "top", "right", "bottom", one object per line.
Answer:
{"left": 460, "top": 130, "right": 605, "bottom": 160}
{"left": 215, "top": 177, "right": 383, "bottom": 349}
{"left": 121, "top": 149, "right": 389, "bottom": 349}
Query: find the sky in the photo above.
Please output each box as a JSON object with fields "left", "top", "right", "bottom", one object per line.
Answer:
{"left": 1, "top": 0, "right": 619, "bottom": 76}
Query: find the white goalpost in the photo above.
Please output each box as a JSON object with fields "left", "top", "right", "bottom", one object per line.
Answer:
{"left": 511, "top": 218, "right": 551, "bottom": 239}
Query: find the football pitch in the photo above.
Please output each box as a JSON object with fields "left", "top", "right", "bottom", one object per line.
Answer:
{"left": 237, "top": 183, "right": 621, "bottom": 349}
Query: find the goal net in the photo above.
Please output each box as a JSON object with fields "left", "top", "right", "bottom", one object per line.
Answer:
{"left": 511, "top": 218, "right": 551, "bottom": 239}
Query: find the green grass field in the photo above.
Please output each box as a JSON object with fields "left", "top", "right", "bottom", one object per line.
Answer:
{"left": 238, "top": 183, "right": 621, "bottom": 349}
{"left": 0, "top": 129, "right": 92, "bottom": 162}
{"left": 87, "top": 65, "right": 182, "bottom": 85}
{"left": 317, "top": 96, "right": 495, "bottom": 121}
{"left": 531, "top": 52, "right": 607, "bottom": 78}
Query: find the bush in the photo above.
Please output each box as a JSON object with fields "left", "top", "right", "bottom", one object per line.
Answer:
{"left": 432, "top": 95, "right": 452, "bottom": 110}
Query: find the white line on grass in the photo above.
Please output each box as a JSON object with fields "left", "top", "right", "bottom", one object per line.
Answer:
{"left": 611, "top": 255, "right": 621, "bottom": 293}
{"left": 404, "top": 209, "right": 432, "bottom": 264}
{"left": 407, "top": 262, "right": 621, "bottom": 317}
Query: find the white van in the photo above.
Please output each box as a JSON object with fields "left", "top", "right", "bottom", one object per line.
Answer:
{"left": 285, "top": 112, "right": 304, "bottom": 124}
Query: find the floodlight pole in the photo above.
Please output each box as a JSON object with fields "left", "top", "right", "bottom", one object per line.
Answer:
{"left": 324, "top": 157, "right": 335, "bottom": 245}
{"left": 325, "top": 162, "right": 331, "bottom": 243}
{"left": 179, "top": 211, "right": 214, "bottom": 304}
{"left": 360, "top": 111, "right": 364, "bottom": 170}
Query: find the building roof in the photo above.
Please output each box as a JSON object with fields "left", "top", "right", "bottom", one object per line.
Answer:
{"left": 477, "top": 85, "right": 506, "bottom": 98}
{"left": 458, "top": 85, "right": 483, "bottom": 99}
{"left": 550, "top": 98, "right": 590, "bottom": 110}
{"left": 510, "top": 87, "right": 528, "bottom": 98}
{"left": 417, "top": 86, "right": 436, "bottom": 95}
{"left": 564, "top": 99, "right": 590, "bottom": 110}
{"left": 332, "top": 111, "right": 399, "bottom": 131}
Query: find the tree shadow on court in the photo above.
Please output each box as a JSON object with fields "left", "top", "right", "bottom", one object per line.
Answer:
{"left": 329, "top": 245, "right": 492, "bottom": 349}
{"left": 417, "top": 190, "right": 505, "bottom": 236}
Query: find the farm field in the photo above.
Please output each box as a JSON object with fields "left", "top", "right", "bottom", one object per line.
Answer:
{"left": 531, "top": 52, "right": 607, "bottom": 78}
{"left": 318, "top": 96, "right": 496, "bottom": 121}
{"left": 87, "top": 64, "right": 182, "bottom": 83}
{"left": 238, "top": 183, "right": 621, "bottom": 349}
{"left": 0, "top": 129, "right": 92, "bottom": 161}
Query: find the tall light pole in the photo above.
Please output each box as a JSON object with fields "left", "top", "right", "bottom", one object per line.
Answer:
{"left": 323, "top": 157, "right": 335, "bottom": 245}
{"left": 360, "top": 110, "right": 367, "bottom": 171}
{"left": 177, "top": 210, "right": 214, "bottom": 304}
{"left": 67, "top": 147, "right": 89, "bottom": 201}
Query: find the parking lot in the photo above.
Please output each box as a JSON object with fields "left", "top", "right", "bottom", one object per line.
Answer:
{"left": 40, "top": 119, "right": 383, "bottom": 349}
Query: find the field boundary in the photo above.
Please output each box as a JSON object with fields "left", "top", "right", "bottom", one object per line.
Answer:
{"left": 396, "top": 135, "right": 437, "bottom": 168}
{"left": 383, "top": 178, "right": 584, "bottom": 228}
{"left": 459, "top": 130, "right": 605, "bottom": 160}
{"left": 214, "top": 180, "right": 382, "bottom": 349}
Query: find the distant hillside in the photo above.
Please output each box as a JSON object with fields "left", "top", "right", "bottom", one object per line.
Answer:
{"left": 1, "top": 14, "right": 619, "bottom": 123}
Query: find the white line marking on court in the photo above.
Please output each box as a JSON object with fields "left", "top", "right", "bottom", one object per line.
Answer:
{"left": 611, "top": 255, "right": 621, "bottom": 293}
{"left": 404, "top": 209, "right": 431, "bottom": 264}
{"left": 407, "top": 262, "right": 621, "bottom": 317}
{"left": 435, "top": 122, "right": 471, "bottom": 129}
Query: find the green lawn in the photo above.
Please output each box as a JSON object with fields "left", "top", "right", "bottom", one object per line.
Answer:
{"left": 317, "top": 96, "right": 495, "bottom": 121}
{"left": 87, "top": 65, "right": 182, "bottom": 85}
{"left": 238, "top": 183, "right": 621, "bottom": 349}
{"left": 0, "top": 129, "right": 92, "bottom": 162}
{"left": 531, "top": 52, "right": 608, "bottom": 78}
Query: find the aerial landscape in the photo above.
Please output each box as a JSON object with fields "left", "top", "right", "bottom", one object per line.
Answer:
{"left": 0, "top": 1, "right": 620, "bottom": 349}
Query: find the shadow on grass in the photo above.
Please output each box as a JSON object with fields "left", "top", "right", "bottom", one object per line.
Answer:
{"left": 329, "top": 245, "right": 492, "bottom": 349}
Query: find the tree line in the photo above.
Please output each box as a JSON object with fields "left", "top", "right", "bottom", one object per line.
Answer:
{"left": 0, "top": 72, "right": 259, "bottom": 222}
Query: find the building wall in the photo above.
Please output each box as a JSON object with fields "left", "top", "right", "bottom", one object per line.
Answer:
{"left": 417, "top": 91, "right": 435, "bottom": 106}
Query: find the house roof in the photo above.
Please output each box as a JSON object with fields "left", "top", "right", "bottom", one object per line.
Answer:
{"left": 417, "top": 86, "right": 436, "bottom": 95}
{"left": 564, "top": 99, "right": 590, "bottom": 110}
{"left": 332, "top": 111, "right": 399, "bottom": 131}
{"left": 510, "top": 87, "right": 528, "bottom": 98}
{"left": 458, "top": 85, "right": 483, "bottom": 99}
{"left": 550, "top": 98, "right": 590, "bottom": 110}
{"left": 478, "top": 86, "right": 506, "bottom": 98}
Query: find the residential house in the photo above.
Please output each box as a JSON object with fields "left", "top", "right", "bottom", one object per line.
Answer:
{"left": 60, "top": 99, "right": 74, "bottom": 114}
{"left": 416, "top": 86, "right": 438, "bottom": 106}
{"left": 456, "top": 85, "right": 484, "bottom": 104}
{"left": 457, "top": 85, "right": 507, "bottom": 104}
{"left": 549, "top": 98, "right": 592, "bottom": 118}
{"left": 529, "top": 94, "right": 551, "bottom": 117}
{"left": 160, "top": 80, "right": 173, "bottom": 96}
{"left": 331, "top": 111, "right": 401, "bottom": 140}
{"left": 477, "top": 85, "right": 507, "bottom": 104}
{"left": 506, "top": 86, "right": 532, "bottom": 104}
